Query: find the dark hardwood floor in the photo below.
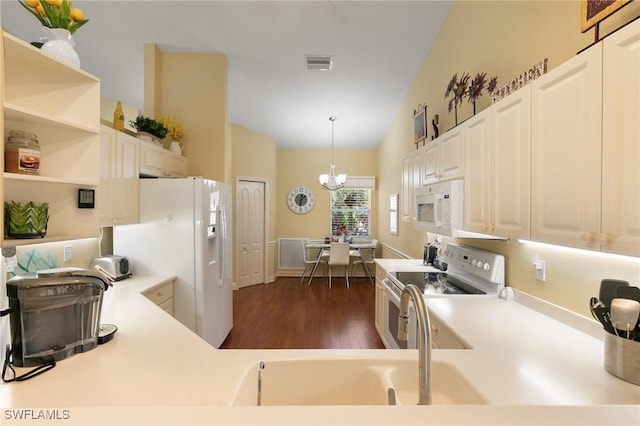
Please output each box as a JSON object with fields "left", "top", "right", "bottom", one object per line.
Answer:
{"left": 220, "top": 275, "right": 385, "bottom": 349}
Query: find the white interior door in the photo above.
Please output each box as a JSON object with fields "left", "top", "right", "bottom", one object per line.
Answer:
{"left": 236, "top": 180, "right": 265, "bottom": 287}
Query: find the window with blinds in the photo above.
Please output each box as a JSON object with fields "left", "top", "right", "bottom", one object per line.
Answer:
{"left": 330, "top": 188, "right": 370, "bottom": 237}
{"left": 389, "top": 194, "right": 398, "bottom": 235}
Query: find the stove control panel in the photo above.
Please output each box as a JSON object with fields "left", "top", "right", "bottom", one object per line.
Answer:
{"left": 443, "top": 243, "right": 505, "bottom": 284}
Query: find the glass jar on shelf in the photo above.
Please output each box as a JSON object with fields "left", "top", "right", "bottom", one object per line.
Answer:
{"left": 5, "top": 130, "right": 41, "bottom": 175}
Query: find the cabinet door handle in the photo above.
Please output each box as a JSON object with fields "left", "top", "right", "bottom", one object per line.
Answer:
{"left": 581, "top": 232, "right": 594, "bottom": 242}
{"left": 599, "top": 233, "right": 612, "bottom": 244}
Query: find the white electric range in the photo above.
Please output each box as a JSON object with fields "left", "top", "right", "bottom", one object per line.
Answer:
{"left": 382, "top": 243, "right": 506, "bottom": 349}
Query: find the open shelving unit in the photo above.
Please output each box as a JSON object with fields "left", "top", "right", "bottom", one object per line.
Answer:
{"left": 1, "top": 31, "right": 101, "bottom": 247}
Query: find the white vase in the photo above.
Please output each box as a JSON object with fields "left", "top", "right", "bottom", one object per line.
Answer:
{"left": 169, "top": 141, "right": 184, "bottom": 155}
{"left": 40, "top": 27, "right": 80, "bottom": 68}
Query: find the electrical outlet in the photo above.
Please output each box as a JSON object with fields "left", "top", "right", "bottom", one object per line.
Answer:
{"left": 533, "top": 257, "right": 546, "bottom": 282}
{"left": 63, "top": 245, "right": 73, "bottom": 262}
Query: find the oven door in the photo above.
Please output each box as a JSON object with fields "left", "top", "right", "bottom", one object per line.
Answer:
{"left": 382, "top": 278, "right": 417, "bottom": 349}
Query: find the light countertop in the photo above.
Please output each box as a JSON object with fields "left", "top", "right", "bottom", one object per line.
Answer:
{"left": 1, "top": 266, "right": 639, "bottom": 425}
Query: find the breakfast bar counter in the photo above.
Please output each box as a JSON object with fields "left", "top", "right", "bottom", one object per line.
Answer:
{"left": 1, "top": 273, "right": 639, "bottom": 425}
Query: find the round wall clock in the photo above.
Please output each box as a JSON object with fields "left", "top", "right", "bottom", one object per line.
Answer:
{"left": 287, "top": 186, "right": 315, "bottom": 214}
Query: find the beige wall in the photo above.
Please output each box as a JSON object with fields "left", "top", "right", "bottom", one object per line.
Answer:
{"left": 230, "top": 123, "right": 279, "bottom": 282}
{"left": 377, "top": 0, "right": 640, "bottom": 317}
{"left": 276, "top": 149, "right": 378, "bottom": 240}
{"left": 144, "top": 46, "right": 229, "bottom": 182}
{"left": 231, "top": 123, "right": 278, "bottom": 242}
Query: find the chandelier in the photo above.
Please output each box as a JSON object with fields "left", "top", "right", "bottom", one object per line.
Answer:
{"left": 319, "top": 116, "right": 347, "bottom": 191}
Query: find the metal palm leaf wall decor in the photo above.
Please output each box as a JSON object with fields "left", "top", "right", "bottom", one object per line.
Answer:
{"left": 445, "top": 72, "right": 498, "bottom": 125}
{"left": 4, "top": 201, "right": 49, "bottom": 238}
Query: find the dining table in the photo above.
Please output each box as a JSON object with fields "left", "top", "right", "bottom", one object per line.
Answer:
{"left": 305, "top": 241, "right": 377, "bottom": 286}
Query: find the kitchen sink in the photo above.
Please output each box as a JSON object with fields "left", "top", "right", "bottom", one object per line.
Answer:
{"left": 231, "top": 358, "right": 487, "bottom": 406}
{"left": 387, "top": 359, "right": 487, "bottom": 405}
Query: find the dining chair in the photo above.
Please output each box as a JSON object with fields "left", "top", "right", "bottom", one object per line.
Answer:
{"left": 351, "top": 239, "right": 377, "bottom": 286}
{"left": 328, "top": 242, "right": 351, "bottom": 288}
{"left": 301, "top": 239, "right": 327, "bottom": 285}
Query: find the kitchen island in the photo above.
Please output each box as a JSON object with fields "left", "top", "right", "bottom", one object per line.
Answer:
{"left": 1, "top": 271, "right": 638, "bottom": 425}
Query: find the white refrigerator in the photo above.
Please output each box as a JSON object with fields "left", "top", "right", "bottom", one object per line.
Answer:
{"left": 113, "top": 177, "right": 232, "bottom": 348}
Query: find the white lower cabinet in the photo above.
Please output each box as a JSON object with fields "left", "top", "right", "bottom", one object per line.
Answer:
{"left": 139, "top": 140, "right": 188, "bottom": 178}
{"left": 143, "top": 280, "right": 175, "bottom": 316}
{"left": 374, "top": 268, "right": 387, "bottom": 342}
{"left": 429, "top": 313, "right": 467, "bottom": 350}
{"left": 99, "top": 126, "right": 140, "bottom": 226}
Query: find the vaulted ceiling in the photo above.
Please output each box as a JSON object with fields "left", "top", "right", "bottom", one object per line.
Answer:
{"left": 1, "top": 1, "right": 452, "bottom": 149}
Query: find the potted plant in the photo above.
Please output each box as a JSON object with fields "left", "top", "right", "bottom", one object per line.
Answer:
{"left": 129, "top": 115, "right": 168, "bottom": 143}
{"left": 19, "top": 0, "right": 89, "bottom": 67}
{"left": 159, "top": 115, "right": 185, "bottom": 154}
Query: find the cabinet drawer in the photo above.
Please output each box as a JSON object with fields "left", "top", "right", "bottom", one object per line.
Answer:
{"left": 158, "top": 298, "right": 174, "bottom": 316}
{"left": 144, "top": 281, "right": 174, "bottom": 306}
{"left": 430, "top": 314, "right": 468, "bottom": 350}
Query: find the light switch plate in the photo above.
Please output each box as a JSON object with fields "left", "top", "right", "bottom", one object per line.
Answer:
{"left": 63, "top": 245, "right": 73, "bottom": 262}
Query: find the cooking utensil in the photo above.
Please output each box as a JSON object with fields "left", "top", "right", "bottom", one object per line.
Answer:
{"left": 589, "top": 298, "right": 616, "bottom": 335}
{"left": 599, "top": 279, "right": 630, "bottom": 308}
{"left": 589, "top": 297, "right": 605, "bottom": 320}
{"left": 616, "top": 286, "right": 640, "bottom": 303}
{"left": 610, "top": 298, "right": 640, "bottom": 339}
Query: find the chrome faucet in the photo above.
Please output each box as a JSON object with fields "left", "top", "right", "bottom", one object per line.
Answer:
{"left": 398, "top": 283, "right": 432, "bottom": 405}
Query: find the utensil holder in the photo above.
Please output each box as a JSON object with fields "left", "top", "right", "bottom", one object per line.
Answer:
{"left": 604, "top": 332, "right": 640, "bottom": 386}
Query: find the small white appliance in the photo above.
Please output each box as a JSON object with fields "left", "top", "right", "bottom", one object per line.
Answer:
{"left": 414, "top": 179, "right": 464, "bottom": 236}
{"left": 113, "top": 177, "right": 232, "bottom": 348}
{"left": 381, "top": 243, "right": 505, "bottom": 349}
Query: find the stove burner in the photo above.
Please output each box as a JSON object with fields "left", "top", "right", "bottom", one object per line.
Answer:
{"left": 392, "top": 271, "right": 485, "bottom": 295}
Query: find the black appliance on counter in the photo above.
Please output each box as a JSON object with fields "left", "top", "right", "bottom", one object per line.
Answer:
{"left": 4, "top": 268, "right": 111, "bottom": 370}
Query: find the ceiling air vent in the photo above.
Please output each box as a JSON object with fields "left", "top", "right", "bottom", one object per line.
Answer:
{"left": 306, "top": 55, "right": 333, "bottom": 71}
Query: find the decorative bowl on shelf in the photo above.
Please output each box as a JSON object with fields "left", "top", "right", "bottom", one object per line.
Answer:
{"left": 4, "top": 201, "right": 49, "bottom": 239}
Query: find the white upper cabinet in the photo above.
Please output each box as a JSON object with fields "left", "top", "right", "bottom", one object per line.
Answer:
{"left": 490, "top": 86, "right": 531, "bottom": 239}
{"left": 2, "top": 32, "right": 100, "bottom": 246}
{"left": 99, "top": 126, "right": 140, "bottom": 226}
{"left": 600, "top": 22, "right": 640, "bottom": 257}
{"left": 139, "top": 140, "right": 188, "bottom": 178}
{"left": 464, "top": 86, "right": 531, "bottom": 240}
{"left": 464, "top": 109, "right": 492, "bottom": 235}
{"left": 421, "top": 126, "right": 464, "bottom": 185}
{"left": 531, "top": 21, "right": 639, "bottom": 257}
{"left": 402, "top": 123, "right": 464, "bottom": 225}
{"left": 531, "top": 44, "right": 603, "bottom": 250}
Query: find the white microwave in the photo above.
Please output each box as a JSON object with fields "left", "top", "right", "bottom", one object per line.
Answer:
{"left": 415, "top": 179, "right": 464, "bottom": 236}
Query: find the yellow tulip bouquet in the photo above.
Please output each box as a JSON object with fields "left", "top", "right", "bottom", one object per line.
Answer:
{"left": 159, "top": 115, "right": 184, "bottom": 143}
{"left": 19, "top": 0, "right": 89, "bottom": 34}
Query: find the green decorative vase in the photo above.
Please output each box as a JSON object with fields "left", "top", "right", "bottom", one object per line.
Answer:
{"left": 4, "top": 201, "right": 49, "bottom": 238}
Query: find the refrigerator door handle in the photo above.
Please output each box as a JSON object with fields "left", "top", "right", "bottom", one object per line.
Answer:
{"left": 218, "top": 206, "right": 224, "bottom": 283}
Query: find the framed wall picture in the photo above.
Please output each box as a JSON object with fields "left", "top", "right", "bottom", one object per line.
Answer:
{"left": 581, "top": 0, "right": 631, "bottom": 32}
{"left": 413, "top": 105, "right": 427, "bottom": 147}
